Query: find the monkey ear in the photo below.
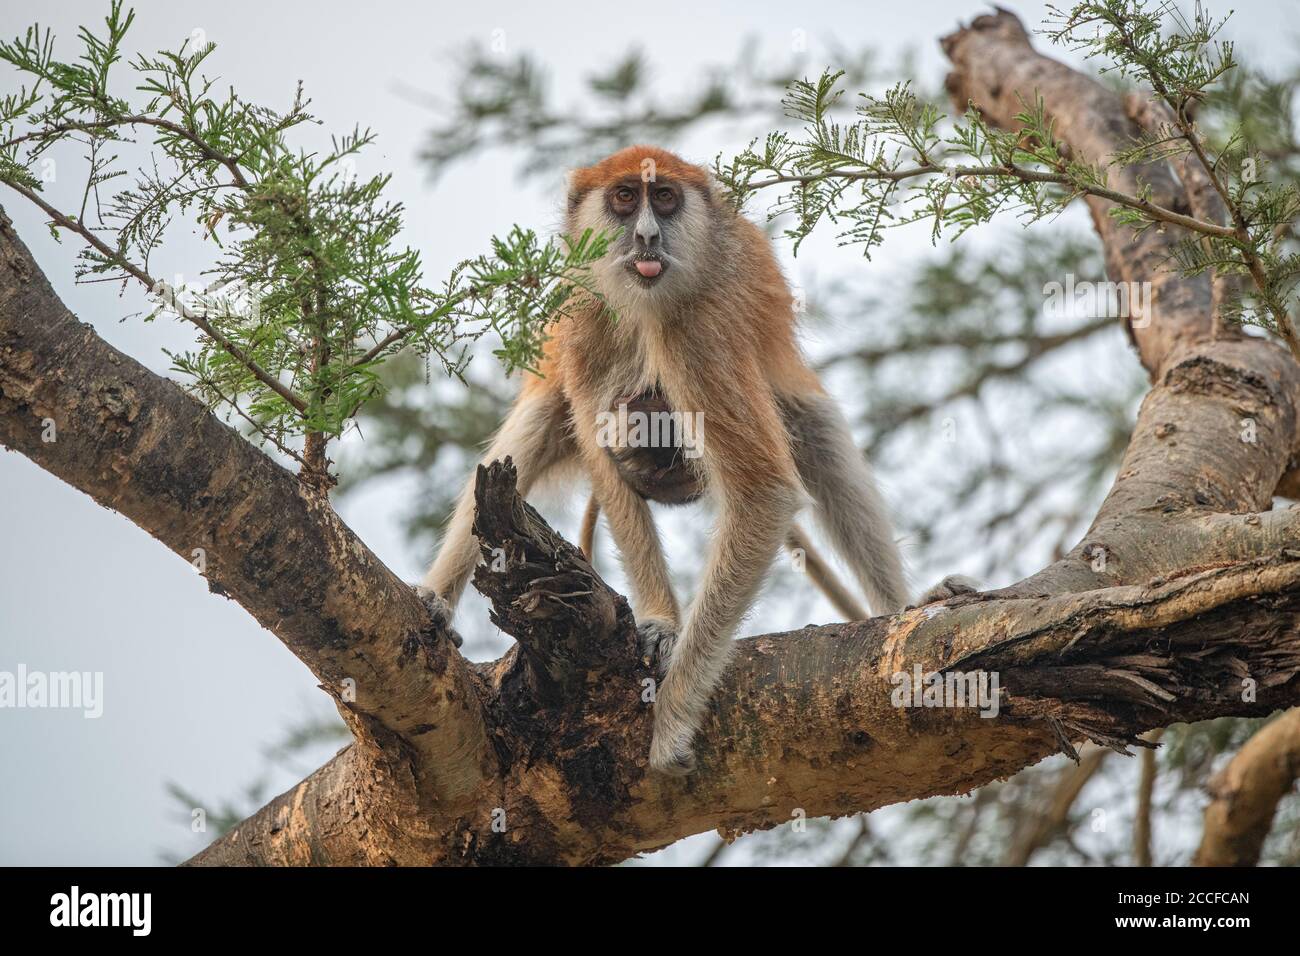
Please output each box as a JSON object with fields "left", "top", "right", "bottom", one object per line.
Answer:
{"left": 702, "top": 169, "right": 729, "bottom": 206}
{"left": 564, "top": 170, "right": 583, "bottom": 212}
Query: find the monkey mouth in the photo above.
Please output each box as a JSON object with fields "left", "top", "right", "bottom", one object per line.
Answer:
{"left": 627, "top": 256, "right": 667, "bottom": 283}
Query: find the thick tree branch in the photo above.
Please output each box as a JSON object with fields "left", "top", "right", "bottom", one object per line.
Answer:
{"left": 943, "top": 9, "right": 1216, "bottom": 374}
{"left": 189, "top": 464, "right": 1300, "bottom": 863}
{"left": 942, "top": 10, "right": 1300, "bottom": 604}
{"left": 0, "top": 206, "right": 493, "bottom": 808}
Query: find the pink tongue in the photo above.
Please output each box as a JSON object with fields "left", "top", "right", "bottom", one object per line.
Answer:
{"left": 635, "top": 260, "right": 662, "bottom": 278}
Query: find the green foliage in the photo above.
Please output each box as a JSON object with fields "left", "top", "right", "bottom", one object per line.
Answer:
{"left": 1046, "top": 0, "right": 1236, "bottom": 95}
{"left": 1046, "top": 1, "right": 1300, "bottom": 342}
{"left": 714, "top": 77, "right": 1085, "bottom": 255}
{"left": 0, "top": 2, "right": 610, "bottom": 480}
{"left": 718, "top": 0, "right": 1300, "bottom": 354}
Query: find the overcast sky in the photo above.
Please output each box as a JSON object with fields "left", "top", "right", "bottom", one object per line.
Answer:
{"left": 0, "top": 0, "right": 1293, "bottom": 865}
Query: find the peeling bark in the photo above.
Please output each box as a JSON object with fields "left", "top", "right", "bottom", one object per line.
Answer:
{"left": 187, "top": 462, "right": 1300, "bottom": 865}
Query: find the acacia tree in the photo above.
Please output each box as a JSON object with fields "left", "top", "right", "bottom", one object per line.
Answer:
{"left": 2, "top": 3, "right": 1299, "bottom": 865}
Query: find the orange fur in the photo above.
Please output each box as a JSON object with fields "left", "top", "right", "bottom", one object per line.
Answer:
{"left": 567, "top": 144, "right": 713, "bottom": 204}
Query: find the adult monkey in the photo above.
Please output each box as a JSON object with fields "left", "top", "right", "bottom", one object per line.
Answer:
{"left": 422, "top": 146, "right": 972, "bottom": 774}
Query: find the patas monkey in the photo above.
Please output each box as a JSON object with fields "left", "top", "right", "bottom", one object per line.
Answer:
{"left": 422, "top": 146, "right": 956, "bottom": 775}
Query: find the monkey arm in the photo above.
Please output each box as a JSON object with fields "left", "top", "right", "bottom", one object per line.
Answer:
{"left": 423, "top": 383, "right": 571, "bottom": 608}
{"left": 570, "top": 392, "right": 681, "bottom": 628}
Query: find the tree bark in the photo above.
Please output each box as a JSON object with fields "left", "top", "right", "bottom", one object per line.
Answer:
{"left": 1194, "top": 709, "right": 1300, "bottom": 866}
{"left": 2, "top": 8, "right": 1300, "bottom": 866}
{"left": 0, "top": 207, "right": 494, "bottom": 817}
{"left": 187, "top": 462, "right": 1300, "bottom": 865}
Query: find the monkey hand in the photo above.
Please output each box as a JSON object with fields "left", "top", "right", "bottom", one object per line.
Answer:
{"left": 911, "top": 574, "right": 980, "bottom": 608}
{"left": 412, "top": 584, "right": 464, "bottom": 648}
{"left": 637, "top": 617, "right": 678, "bottom": 677}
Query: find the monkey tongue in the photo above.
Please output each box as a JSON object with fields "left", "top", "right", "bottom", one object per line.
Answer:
{"left": 635, "top": 260, "right": 663, "bottom": 278}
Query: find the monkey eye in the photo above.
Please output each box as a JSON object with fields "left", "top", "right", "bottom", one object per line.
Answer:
{"left": 651, "top": 187, "right": 678, "bottom": 212}
{"left": 611, "top": 186, "right": 637, "bottom": 211}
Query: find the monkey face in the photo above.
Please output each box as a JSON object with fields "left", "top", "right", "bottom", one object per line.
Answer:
{"left": 567, "top": 148, "right": 720, "bottom": 309}
{"left": 603, "top": 178, "right": 681, "bottom": 286}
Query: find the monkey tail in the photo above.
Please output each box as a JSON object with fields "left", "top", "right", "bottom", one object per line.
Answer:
{"left": 579, "top": 495, "right": 867, "bottom": 621}
{"left": 784, "top": 524, "right": 869, "bottom": 621}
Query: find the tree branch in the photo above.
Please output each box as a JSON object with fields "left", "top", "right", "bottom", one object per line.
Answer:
{"left": 1134, "top": 728, "right": 1163, "bottom": 866}
{"left": 2, "top": 180, "right": 308, "bottom": 415}
{"left": 186, "top": 467, "right": 1300, "bottom": 864}
{"left": 0, "top": 205, "right": 493, "bottom": 809}
{"left": 744, "top": 162, "right": 1238, "bottom": 240}
{"left": 1003, "top": 745, "right": 1108, "bottom": 866}
{"left": 942, "top": 9, "right": 1218, "bottom": 375}
{"left": 1193, "top": 708, "right": 1300, "bottom": 865}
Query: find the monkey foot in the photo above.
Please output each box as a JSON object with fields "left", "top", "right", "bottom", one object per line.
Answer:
{"left": 912, "top": 574, "right": 981, "bottom": 608}
{"left": 412, "top": 584, "right": 464, "bottom": 648}
{"left": 637, "top": 618, "right": 678, "bottom": 677}
{"left": 649, "top": 731, "right": 697, "bottom": 777}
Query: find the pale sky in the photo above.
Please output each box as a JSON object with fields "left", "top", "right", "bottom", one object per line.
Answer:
{"left": 0, "top": 0, "right": 1293, "bottom": 865}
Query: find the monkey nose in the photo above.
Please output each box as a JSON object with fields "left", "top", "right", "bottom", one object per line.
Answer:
{"left": 635, "top": 260, "right": 663, "bottom": 278}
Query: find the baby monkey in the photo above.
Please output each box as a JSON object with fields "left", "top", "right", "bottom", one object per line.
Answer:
{"left": 422, "top": 146, "right": 962, "bottom": 775}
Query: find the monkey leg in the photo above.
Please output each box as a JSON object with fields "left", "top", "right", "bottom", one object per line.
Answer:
{"left": 781, "top": 392, "right": 909, "bottom": 613}
{"left": 579, "top": 494, "right": 600, "bottom": 560}
{"left": 581, "top": 445, "right": 681, "bottom": 632}
{"left": 582, "top": 494, "right": 866, "bottom": 622}
{"left": 913, "top": 574, "right": 981, "bottom": 606}
{"left": 650, "top": 477, "right": 799, "bottom": 775}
